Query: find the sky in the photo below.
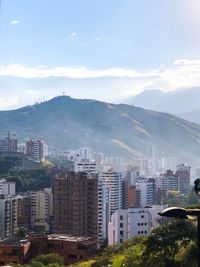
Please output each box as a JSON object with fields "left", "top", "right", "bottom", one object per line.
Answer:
{"left": 0, "top": 0, "right": 200, "bottom": 109}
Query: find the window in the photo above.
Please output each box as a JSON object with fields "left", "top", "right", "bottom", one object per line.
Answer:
{"left": 138, "top": 223, "right": 140, "bottom": 226}
{"left": 68, "top": 255, "right": 78, "bottom": 259}
{"left": 141, "top": 215, "right": 144, "bottom": 219}
{"left": 120, "top": 231, "right": 123, "bottom": 236}
{"left": 120, "top": 215, "right": 123, "bottom": 220}
{"left": 120, "top": 223, "right": 123, "bottom": 228}
{"left": 138, "top": 231, "right": 140, "bottom": 234}
{"left": 145, "top": 223, "right": 147, "bottom": 226}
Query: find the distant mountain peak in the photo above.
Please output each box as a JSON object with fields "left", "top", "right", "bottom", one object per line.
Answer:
{"left": 135, "top": 89, "right": 163, "bottom": 95}
{"left": 126, "top": 87, "right": 200, "bottom": 114}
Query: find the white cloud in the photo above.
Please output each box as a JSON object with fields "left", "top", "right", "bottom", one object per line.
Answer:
{"left": 1, "top": 59, "right": 200, "bottom": 99}
{"left": 0, "top": 97, "right": 19, "bottom": 110}
{"left": 95, "top": 37, "right": 101, "bottom": 42}
{"left": 26, "top": 89, "right": 38, "bottom": 97}
{"left": 10, "top": 20, "right": 19, "bottom": 25}
{"left": 174, "top": 59, "right": 200, "bottom": 66}
{"left": 0, "top": 64, "right": 139, "bottom": 79}
{"left": 69, "top": 32, "right": 77, "bottom": 38}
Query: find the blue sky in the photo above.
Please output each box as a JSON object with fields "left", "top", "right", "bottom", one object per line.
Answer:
{"left": 0, "top": 0, "right": 200, "bottom": 109}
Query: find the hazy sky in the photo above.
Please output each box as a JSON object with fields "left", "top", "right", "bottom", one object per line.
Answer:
{"left": 0, "top": 0, "right": 200, "bottom": 109}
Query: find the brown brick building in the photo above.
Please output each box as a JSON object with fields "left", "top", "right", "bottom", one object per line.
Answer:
{"left": 0, "top": 238, "right": 31, "bottom": 266}
{"left": 0, "top": 234, "right": 96, "bottom": 266}
{"left": 17, "top": 195, "right": 30, "bottom": 230}
{"left": 122, "top": 180, "right": 141, "bottom": 209}
{"left": 53, "top": 172, "right": 98, "bottom": 246}
{"left": 47, "top": 234, "right": 96, "bottom": 265}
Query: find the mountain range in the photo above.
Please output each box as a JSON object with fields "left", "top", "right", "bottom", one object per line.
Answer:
{"left": 1, "top": 96, "right": 200, "bottom": 165}
{"left": 126, "top": 88, "right": 200, "bottom": 124}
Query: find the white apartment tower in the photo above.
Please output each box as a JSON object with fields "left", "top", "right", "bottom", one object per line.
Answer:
{"left": 76, "top": 147, "right": 93, "bottom": 161}
{"left": 136, "top": 178, "right": 154, "bottom": 207}
{"left": 98, "top": 177, "right": 110, "bottom": 241}
{"left": 100, "top": 170, "right": 122, "bottom": 217}
{"left": 108, "top": 205, "right": 168, "bottom": 245}
{"left": 108, "top": 208, "right": 150, "bottom": 245}
{"left": 0, "top": 179, "right": 16, "bottom": 196}
{"left": 74, "top": 161, "right": 98, "bottom": 174}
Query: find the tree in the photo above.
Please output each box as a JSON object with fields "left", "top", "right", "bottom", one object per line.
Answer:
{"left": 90, "top": 256, "right": 112, "bottom": 267}
{"left": 34, "top": 254, "right": 64, "bottom": 266}
{"left": 122, "top": 243, "right": 145, "bottom": 267}
{"left": 176, "top": 241, "right": 198, "bottom": 267}
{"left": 15, "top": 227, "right": 27, "bottom": 238}
{"left": 143, "top": 219, "right": 196, "bottom": 267}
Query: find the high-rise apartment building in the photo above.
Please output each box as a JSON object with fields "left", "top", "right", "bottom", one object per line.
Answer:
{"left": 17, "top": 195, "right": 30, "bottom": 231}
{"left": 29, "top": 188, "right": 53, "bottom": 232}
{"left": 76, "top": 147, "right": 93, "bottom": 161}
{"left": 26, "top": 140, "right": 45, "bottom": 161}
{"left": 126, "top": 185, "right": 141, "bottom": 208}
{"left": 136, "top": 178, "right": 155, "bottom": 207}
{"left": 126, "top": 165, "right": 140, "bottom": 186}
{"left": 53, "top": 172, "right": 98, "bottom": 246}
{"left": 108, "top": 208, "right": 150, "bottom": 245}
{"left": 98, "top": 177, "right": 110, "bottom": 241}
{"left": 74, "top": 161, "right": 97, "bottom": 174}
{"left": 122, "top": 177, "right": 141, "bottom": 209}
{"left": 0, "top": 196, "right": 18, "bottom": 239}
{"left": 176, "top": 164, "right": 191, "bottom": 194}
{"left": 108, "top": 205, "right": 168, "bottom": 245}
{"left": 0, "top": 179, "right": 16, "bottom": 196}
{"left": 94, "top": 152, "right": 104, "bottom": 165}
{"left": 100, "top": 170, "right": 122, "bottom": 217}
{"left": 161, "top": 157, "right": 177, "bottom": 173}
{"left": 155, "top": 170, "right": 180, "bottom": 194}
{"left": 0, "top": 133, "right": 18, "bottom": 153}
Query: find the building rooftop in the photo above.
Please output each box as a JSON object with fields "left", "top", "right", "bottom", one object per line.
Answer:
{"left": 0, "top": 237, "right": 30, "bottom": 246}
{"left": 48, "top": 234, "right": 93, "bottom": 243}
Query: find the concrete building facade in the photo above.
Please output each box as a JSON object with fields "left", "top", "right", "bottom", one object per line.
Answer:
{"left": 136, "top": 178, "right": 154, "bottom": 207}
{"left": 26, "top": 140, "right": 45, "bottom": 162}
{"left": 108, "top": 205, "right": 168, "bottom": 245}
{"left": 176, "top": 164, "right": 191, "bottom": 194}
{"left": 98, "top": 178, "right": 110, "bottom": 241}
{"left": 0, "top": 134, "right": 18, "bottom": 153}
{"left": 100, "top": 170, "right": 122, "bottom": 217}
{"left": 53, "top": 172, "right": 98, "bottom": 246}
{"left": 29, "top": 188, "right": 53, "bottom": 233}
{"left": 0, "top": 234, "right": 96, "bottom": 266}
{"left": 0, "top": 179, "right": 16, "bottom": 196}
{"left": 0, "top": 196, "right": 18, "bottom": 239}
{"left": 74, "top": 161, "right": 97, "bottom": 174}
{"left": 108, "top": 208, "right": 150, "bottom": 245}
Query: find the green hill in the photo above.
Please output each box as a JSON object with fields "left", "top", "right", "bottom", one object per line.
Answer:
{"left": 1, "top": 96, "right": 200, "bottom": 164}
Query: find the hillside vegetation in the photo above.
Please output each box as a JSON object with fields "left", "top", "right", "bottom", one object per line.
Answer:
{"left": 1, "top": 96, "right": 200, "bottom": 164}
{"left": 15, "top": 219, "right": 198, "bottom": 267}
